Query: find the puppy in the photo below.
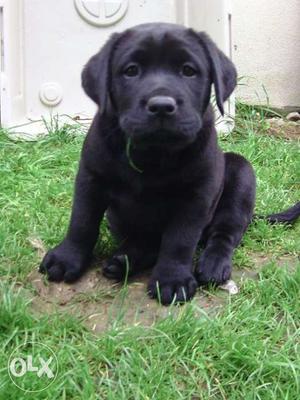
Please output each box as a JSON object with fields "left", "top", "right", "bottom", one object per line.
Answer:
{"left": 40, "top": 23, "right": 300, "bottom": 305}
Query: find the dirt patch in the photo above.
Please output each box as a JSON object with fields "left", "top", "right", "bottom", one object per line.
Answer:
{"left": 27, "top": 266, "right": 232, "bottom": 333}
{"left": 249, "top": 253, "right": 299, "bottom": 271}
{"left": 26, "top": 253, "right": 298, "bottom": 333}
{"left": 266, "top": 118, "right": 300, "bottom": 140}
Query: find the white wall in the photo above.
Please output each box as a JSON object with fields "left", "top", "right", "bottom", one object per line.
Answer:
{"left": 232, "top": 0, "right": 300, "bottom": 109}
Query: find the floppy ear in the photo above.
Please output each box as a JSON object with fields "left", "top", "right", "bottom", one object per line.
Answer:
{"left": 197, "top": 32, "right": 237, "bottom": 115}
{"left": 81, "top": 33, "right": 120, "bottom": 114}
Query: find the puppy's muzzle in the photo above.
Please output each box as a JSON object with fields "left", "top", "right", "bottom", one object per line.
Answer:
{"left": 146, "top": 96, "right": 178, "bottom": 117}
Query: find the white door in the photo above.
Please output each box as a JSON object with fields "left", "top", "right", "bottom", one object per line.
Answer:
{"left": 1, "top": 0, "right": 233, "bottom": 135}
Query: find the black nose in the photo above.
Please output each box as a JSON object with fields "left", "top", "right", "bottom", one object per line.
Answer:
{"left": 146, "top": 96, "right": 177, "bottom": 116}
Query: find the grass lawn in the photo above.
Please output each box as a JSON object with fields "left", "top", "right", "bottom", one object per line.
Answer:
{"left": 0, "top": 104, "right": 299, "bottom": 399}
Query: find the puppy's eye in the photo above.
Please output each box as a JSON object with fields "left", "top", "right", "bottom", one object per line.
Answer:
{"left": 123, "top": 64, "right": 140, "bottom": 77}
{"left": 182, "top": 64, "right": 197, "bottom": 77}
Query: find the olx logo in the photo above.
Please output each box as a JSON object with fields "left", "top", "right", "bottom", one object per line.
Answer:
{"left": 9, "top": 355, "right": 54, "bottom": 378}
{"left": 8, "top": 342, "right": 58, "bottom": 392}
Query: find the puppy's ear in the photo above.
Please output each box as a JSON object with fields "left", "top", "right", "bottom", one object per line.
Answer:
{"left": 197, "top": 32, "right": 237, "bottom": 115}
{"left": 81, "top": 33, "right": 120, "bottom": 114}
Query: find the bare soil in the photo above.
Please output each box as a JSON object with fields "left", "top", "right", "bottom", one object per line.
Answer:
{"left": 26, "top": 253, "right": 299, "bottom": 333}
{"left": 266, "top": 118, "right": 300, "bottom": 140}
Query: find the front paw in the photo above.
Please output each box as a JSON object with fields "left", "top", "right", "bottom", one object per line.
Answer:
{"left": 195, "top": 251, "right": 232, "bottom": 286}
{"left": 147, "top": 265, "right": 197, "bottom": 305}
{"left": 39, "top": 240, "right": 91, "bottom": 283}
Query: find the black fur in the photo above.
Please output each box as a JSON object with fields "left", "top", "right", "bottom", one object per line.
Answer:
{"left": 39, "top": 23, "right": 300, "bottom": 305}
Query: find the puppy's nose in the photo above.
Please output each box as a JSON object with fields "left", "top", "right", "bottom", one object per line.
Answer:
{"left": 147, "top": 96, "right": 177, "bottom": 116}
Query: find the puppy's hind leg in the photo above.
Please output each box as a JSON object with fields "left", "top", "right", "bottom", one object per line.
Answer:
{"left": 195, "top": 153, "right": 256, "bottom": 286}
{"left": 103, "top": 236, "right": 159, "bottom": 281}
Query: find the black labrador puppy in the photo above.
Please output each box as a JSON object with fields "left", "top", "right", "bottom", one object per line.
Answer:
{"left": 40, "top": 23, "right": 300, "bottom": 305}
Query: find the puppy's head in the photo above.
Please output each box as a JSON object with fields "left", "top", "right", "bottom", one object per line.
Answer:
{"left": 82, "top": 23, "right": 237, "bottom": 148}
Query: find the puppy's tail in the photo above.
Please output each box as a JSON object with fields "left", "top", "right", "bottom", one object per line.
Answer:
{"left": 254, "top": 201, "right": 300, "bottom": 224}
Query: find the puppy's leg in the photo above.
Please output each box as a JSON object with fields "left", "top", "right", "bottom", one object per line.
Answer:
{"left": 195, "top": 153, "right": 256, "bottom": 285}
{"left": 39, "top": 164, "right": 108, "bottom": 282}
{"left": 147, "top": 198, "right": 214, "bottom": 305}
{"left": 103, "top": 237, "right": 159, "bottom": 280}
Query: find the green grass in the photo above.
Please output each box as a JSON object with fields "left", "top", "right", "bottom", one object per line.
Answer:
{"left": 0, "top": 104, "right": 299, "bottom": 399}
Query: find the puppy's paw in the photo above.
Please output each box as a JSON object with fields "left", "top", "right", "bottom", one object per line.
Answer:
{"left": 195, "top": 252, "right": 232, "bottom": 286}
{"left": 147, "top": 266, "right": 197, "bottom": 305}
{"left": 103, "top": 255, "right": 130, "bottom": 280}
{"left": 39, "top": 241, "right": 91, "bottom": 283}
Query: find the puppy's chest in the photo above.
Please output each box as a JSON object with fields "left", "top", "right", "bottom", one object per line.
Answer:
{"left": 109, "top": 170, "right": 189, "bottom": 209}
{"left": 108, "top": 150, "right": 203, "bottom": 213}
{"left": 110, "top": 175, "right": 171, "bottom": 201}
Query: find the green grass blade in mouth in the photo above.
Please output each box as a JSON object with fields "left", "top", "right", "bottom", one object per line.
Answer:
{"left": 126, "top": 137, "right": 143, "bottom": 173}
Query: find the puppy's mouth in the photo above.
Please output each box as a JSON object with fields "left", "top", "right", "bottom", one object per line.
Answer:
{"left": 119, "top": 116, "right": 202, "bottom": 148}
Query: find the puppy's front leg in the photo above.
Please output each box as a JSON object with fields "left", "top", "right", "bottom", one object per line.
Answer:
{"left": 148, "top": 198, "right": 209, "bottom": 304}
{"left": 39, "top": 163, "right": 108, "bottom": 282}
